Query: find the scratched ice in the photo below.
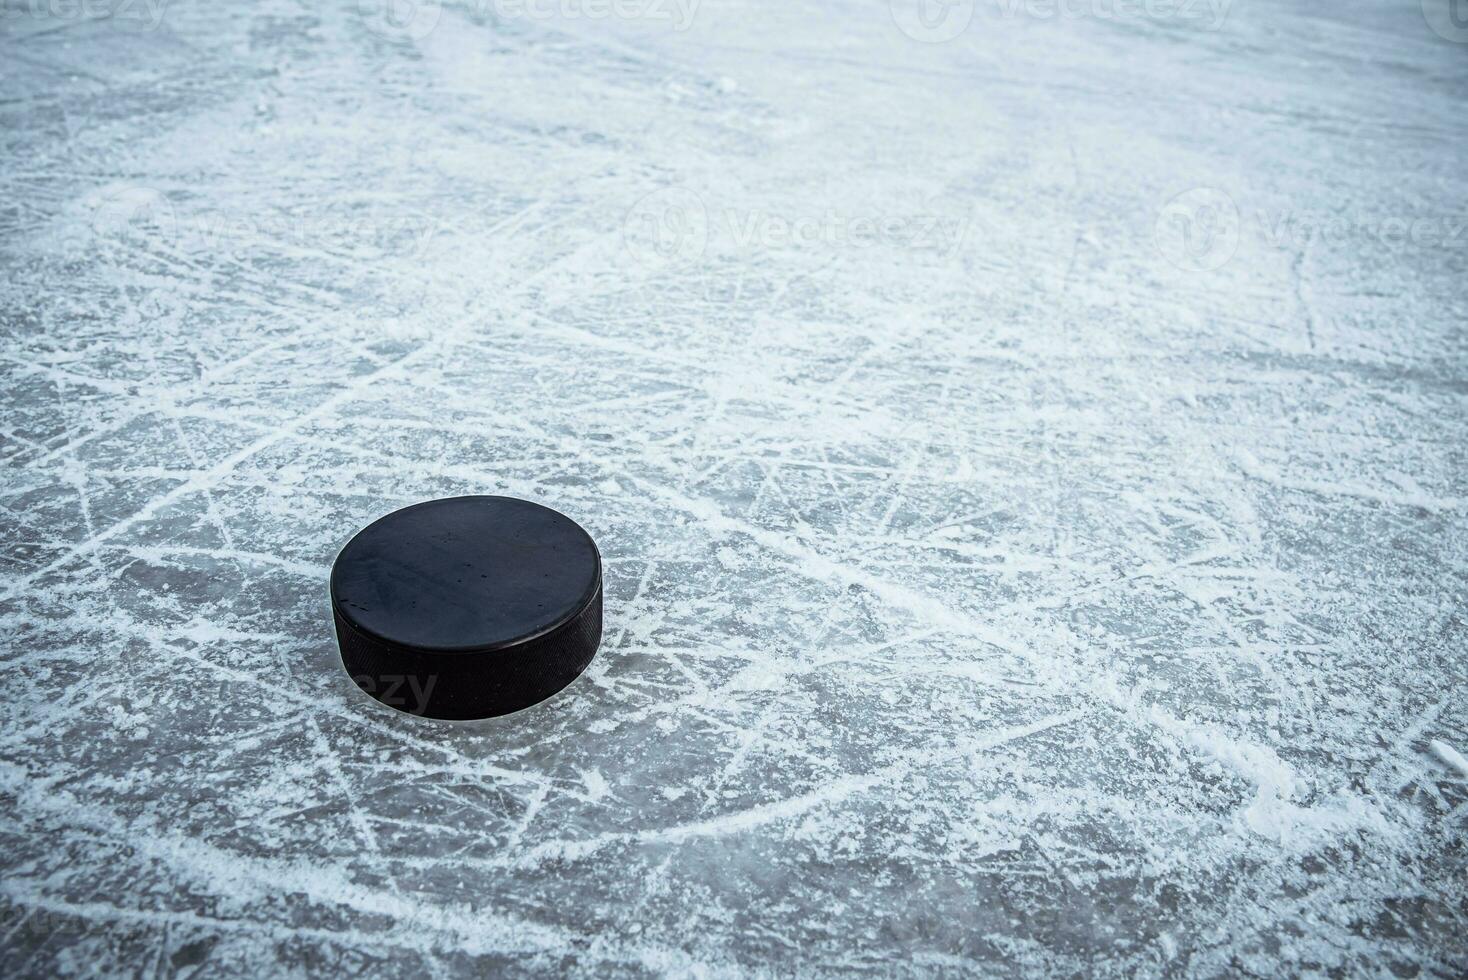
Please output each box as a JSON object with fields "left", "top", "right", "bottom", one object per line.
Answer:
{"left": 1, "top": 0, "right": 1466, "bottom": 975}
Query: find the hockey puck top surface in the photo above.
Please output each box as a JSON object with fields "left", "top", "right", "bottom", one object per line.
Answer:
{"left": 331, "top": 496, "right": 600, "bottom": 653}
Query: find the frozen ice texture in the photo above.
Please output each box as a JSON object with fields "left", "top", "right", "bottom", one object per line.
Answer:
{"left": 1, "top": 0, "right": 1465, "bottom": 974}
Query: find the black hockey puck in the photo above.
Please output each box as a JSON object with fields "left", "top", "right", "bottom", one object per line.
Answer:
{"left": 330, "top": 496, "right": 602, "bottom": 720}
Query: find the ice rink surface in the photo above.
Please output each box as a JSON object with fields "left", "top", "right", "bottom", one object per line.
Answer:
{"left": 2, "top": 0, "right": 1466, "bottom": 974}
